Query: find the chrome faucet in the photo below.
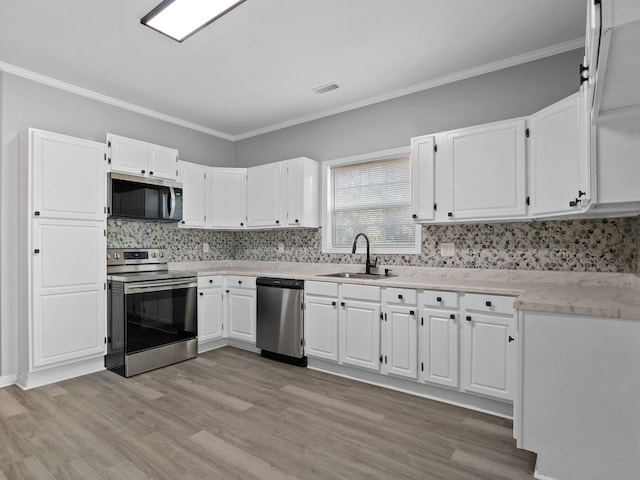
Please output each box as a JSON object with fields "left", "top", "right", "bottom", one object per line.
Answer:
{"left": 352, "top": 233, "right": 378, "bottom": 274}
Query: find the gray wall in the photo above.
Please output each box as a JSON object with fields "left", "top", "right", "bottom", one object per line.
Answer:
{"left": 235, "top": 49, "right": 584, "bottom": 166}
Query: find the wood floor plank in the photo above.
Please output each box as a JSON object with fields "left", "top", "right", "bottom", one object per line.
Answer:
{"left": 0, "top": 347, "right": 536, "bottom": 479}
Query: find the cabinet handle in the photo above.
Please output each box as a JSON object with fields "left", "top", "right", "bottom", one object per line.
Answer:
{"left": 398, "top": 294, "right": 403, "bottom": 300}
{"left": 412, "top": 214, "right": 417, "bottom": 219}
{"left": 275, "top": 220, "right": 280, "bottom": 224}
{"left": 209, "top": 279, "right": 213, "bottom": 283}
{"left": 295, "top": 219, "right": 299, "bottom": 223}
{"left": 226, "top": 289, "right": 230, "bottom": 293}
{"left": 149, "top": 171, "right": 154, "bottom": 176}
{"left": 238, "top": 280, "right": 242, "bottom": 285}
{"left": 34, "top": 211, "right": 40, "bottom": 216}
{"left": 578, "top": 190, "right": 586, "bottom": 197}
{"left": 141, "top": 169, "right": 146, "bottom": 174}
{"left": 340, "top": 302, "right": 346, "bottom": 307}
{"left": 409, "top": 310, "right": 415, "bottom": 316}
{"left": 436, "top": 296, "right": 442, "bottom": 302}
{"left": 331, "top": 301, "right": 336, "bottom": 306}
{"left": 34, "top": 249, "right": 40, "bottom": 254}
{"left": 447, "top": 212, "right": 453, "bottom": 217}
{"left": 508, "top": 336, "right": 515, "bottom": 342}
{"left": 199, "top": 292, "right": 203, "bottom": 296}
{"left": 466, "top": 315, "right": 472, "bottom": 322}
{"left": 450, "top": 314, "right": 455, "bottom": 319}
{"left": 485, "top": 301, "right": 492, "bottom": 307}
{"left": 240, "top": 222, "right": 244, "bottom": 226}
{"left": 181, "top": 220, "right": 186, "bottom": 224}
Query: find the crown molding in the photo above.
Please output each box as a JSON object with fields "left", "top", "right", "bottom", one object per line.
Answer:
{"left": 233, "top": 37, "right": 585, "bottom": 140}
{"left": 0, "top": 61, "right": 235, "bottom": 141}
{"left": 1, "top": 37, "right": 584, "bottom": 142}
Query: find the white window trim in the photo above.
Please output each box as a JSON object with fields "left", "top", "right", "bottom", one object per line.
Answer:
{"left": 321, "top": 146, "right": 421, "bottom": 255}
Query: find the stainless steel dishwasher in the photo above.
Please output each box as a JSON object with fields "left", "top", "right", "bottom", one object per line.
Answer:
{"left": 256, "top": 277, "right": 306, "bottom": 366}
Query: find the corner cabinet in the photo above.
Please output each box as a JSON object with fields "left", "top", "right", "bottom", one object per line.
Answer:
{"left": 178, "top": 161, "right": 207, "bottom": 228}
{"left": 246, "top": 162, "right": 283, "bottom": 227}
{"left": 208, "top": 167, "right": 247, "bottom": 229}
{"left": 410, "top": 135, "right": 436, "bottom": 222}
{"left": 18, "top": 129, "right": 107, "bottom": 389}
{"left": 107, "top": 133, "right": 178, "bottom": 181}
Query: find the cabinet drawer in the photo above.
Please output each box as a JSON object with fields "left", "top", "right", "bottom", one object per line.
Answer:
{"left": 198, "top": 276, "right": 223, "bottom": 289}
{"left": 464, "top": 293, "right": 514, "bottom": 315}
{"left": 340, "top": 283, "right": 380, "bottom": 302}
{"left": 306, "top": 281, "right": 339, "bottom": 297}
{"left": 382, "top": 288, "right": 417, "bottom": 305}
{"left": 420, "top": 290, "right": 459, "bottom": 309}
{"left": 227, "top": 276, "right": 256, "bottom": 290}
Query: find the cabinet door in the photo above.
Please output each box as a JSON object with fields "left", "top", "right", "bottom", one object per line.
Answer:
{"left": 284, "top": 159, "right": 302, "bottom": 226}
{"left": 246, "top": 163, "right": 282, "bottom": 227}
{"left": 410, "top": 135, "right": 436, "bottom": 221}
{"left": 339, "top": 299, "right": 381, "bottom": 371}
{"left": 208, "top": 168, "right": 247, "bottom": 228}
{"left": 108, "top": 134, "right": 147, "bottom": 176}
{"left": 179, "top": 161, "right": 206, "bottom": 228}
{"left": 529, "top": 93, "right": 590, "bottom": 217}
{"left": 304, "top": 294, "right": 339, "bottom": 361}
{"left": 446, "top": 119, "right": 527, "bottom": 219}
{"left": 461, "top": 312, "right": 515, "bottom": 401}
{"left": 383, "top": 306, "right": 418, "bottom": 379}
{"left": 32, "top": 220, "right": 106, "bottom": 369}
{"left": 198, "top": 287, "right": 224, "bottom": 343}
{"left": 227, "top": 288, "right": 256, "bottom": 342}
{"left": 148, "top": 143, "right": 178, "bottom": 180}
{"left": 420, "top": 308, "right": 459, "bottom": 388}
{"left": 31, "top": 130, "right": 105, "bottom": 221}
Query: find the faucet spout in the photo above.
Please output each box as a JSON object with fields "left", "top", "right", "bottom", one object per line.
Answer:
{"left": 352, "top": 233, "right": 377, "bottom": 274}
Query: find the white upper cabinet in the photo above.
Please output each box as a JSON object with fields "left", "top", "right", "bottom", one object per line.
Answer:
{"left": 30, "top": 129, "right": 106, "bottom": 221}
{"left": 283, "top": 157, "right": 320, "bottom": 228}
{"left": 444, "top": 119, "right": 527, "bottom": 220}
{"left": 246, "top": 157, "right": 320, "bottom": 228}
{"left": 246, "top": 162, "right": 283, "bottom": 227}
{"left": 208, "top": 167, "right": 247, "bottom": 229}
{"left": 107, "top": 133, "right": 178, "bottom": 181}
{"left": 178, "top": 161, "right": 207, "bottom": 228}
{"left": 528, "top": 92, "right": 591, "bottom": 217}
{"left": 410, "top": 135, "right": 436, "bottom": 222}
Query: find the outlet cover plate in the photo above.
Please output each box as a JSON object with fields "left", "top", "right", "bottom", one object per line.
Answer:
{"left": 440, "top": 243, "right": 455, "bottom": 257}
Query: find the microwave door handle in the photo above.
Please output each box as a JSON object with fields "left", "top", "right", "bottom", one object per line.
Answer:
{"left": 168, "top": 187, "right": 176, "bottom": 219}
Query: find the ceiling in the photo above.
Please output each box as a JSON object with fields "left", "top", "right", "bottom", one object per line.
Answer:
{"left": 0, "top": 0, "right": 587, "bottom": 140}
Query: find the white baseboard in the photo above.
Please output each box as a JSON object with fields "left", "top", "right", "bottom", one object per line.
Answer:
{"left": 534, "top": 469, "right": 557, "bottom": 480}
{"left": 16, "top": 357, "right": 105, "bottom": 390}
{"left": 0, "top": 373, "right": 18, "bottom": 388}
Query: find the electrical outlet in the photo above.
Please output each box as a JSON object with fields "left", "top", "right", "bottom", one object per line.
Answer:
{"left": 278, "top": 243, "right": 285, "bottom": 254}
{"left": 440, "top": 243, "right": 456, "bottom": 257}
{"left": 203, "top": 242, "right": 209, "bottom": 253}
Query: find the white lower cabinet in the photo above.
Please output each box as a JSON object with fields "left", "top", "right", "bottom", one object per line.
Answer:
{"left": 461, "top": 293, "right": 516, "bottom": 401}
{"left": 197, "top": 276, "right": 224, "bottom": 344}
{"left": 418, "top": 290, "right": 460, "bottom": 388}
{"left": 338, "top": 284, "right": 381, "bottom": 372}
{"left": 304, "top": 281, "right": 339, "bottom": 361}
{"left": 225, "top": 276, "right": 257, "bottom": 343}
{"left": 381, "top": 288, "right": 418, "bottom": 379}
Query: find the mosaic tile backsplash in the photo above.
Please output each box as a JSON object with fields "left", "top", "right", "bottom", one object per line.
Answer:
{"left": 107, "top": 217, "right": 640, "bottom": 273}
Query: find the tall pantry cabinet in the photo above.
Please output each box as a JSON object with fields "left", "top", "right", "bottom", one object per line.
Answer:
{"left": 18, "top": 129, "right": 107, "bottom": 389}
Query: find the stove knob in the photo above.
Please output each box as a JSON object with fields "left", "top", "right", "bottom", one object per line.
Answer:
{"left": 151, "top": 252, "right": 157, "bottom": 258}
{"left": 114, "top": 253, "right": 120, "bottom": 260}
{"left": 159, "top": 252, "right": 165, "bottom": 258}
{"left": 106, "top": 253, "right": 111, "bottom": 260}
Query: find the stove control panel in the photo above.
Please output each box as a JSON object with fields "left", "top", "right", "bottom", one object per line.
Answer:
{"left": 107, "top": 248, "right": 168, "bottom": 266}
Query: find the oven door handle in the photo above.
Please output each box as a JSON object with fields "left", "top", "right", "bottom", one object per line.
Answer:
{"left": 124, "top": 279, "right": 197, "bottom": 295}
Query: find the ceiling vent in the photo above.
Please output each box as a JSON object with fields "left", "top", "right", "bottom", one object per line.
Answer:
{"left": 312, "top": 83, "right": 340, "bottom": 95}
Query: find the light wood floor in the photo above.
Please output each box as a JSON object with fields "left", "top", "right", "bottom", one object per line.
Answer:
{"left": 0, "top": 347, "right": 536, "bottom": 479}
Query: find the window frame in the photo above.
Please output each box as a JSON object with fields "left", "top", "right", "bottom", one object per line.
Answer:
{"left": 321, "top": 146, "right": 421, "bottom": 255}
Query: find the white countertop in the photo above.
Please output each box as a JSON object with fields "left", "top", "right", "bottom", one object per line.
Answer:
{"left": 170, "top": 260, "right": 640, "bottom": 320}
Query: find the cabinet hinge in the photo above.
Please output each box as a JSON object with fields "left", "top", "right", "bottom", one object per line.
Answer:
{"left": 579, "top": 64, "right": 589, "bottom": 85}
{"left": 434, "top": 144, "right": 438, "bottom": 153}
{"left": 108, "top": 157, "right": 111, "bottom": 164}
{"left": 104, "top": 206, "right": 107, "bottom": 214}
{"left": 379, "top": 355, "right": 383, "bottom": 363}
{"left": 221, "top": 323, "right": 224, "bottom": 330}
{"left": 421, "top": 362, "right": 424, "bottom": 372}
{"left": 433, "top": 203, "right": 437, "bottom": 211}
{"left": 380, "top": 312, "right": 383, "bottom": 320}
{"left": 107, "top": 141, "right": 111, "bottom": 148}
{"left": 526, "top": 196, "right": 530, "bottom": 206}
{"left": 384, "top": 313, "right": 387, "bottom": 322}
{"left": 104, "top": 229, "right": 106, "bottom": 237}
{"left": 384, "top": 355, "right": 388, "bottom": 364}
{"left": 421, "top": 317, "right": 423, "bottom": 326}
{"left": 301, "top": 338, "right": 305, "bottom": 347}
{"left": 525, "top": 128, "right": 530, "bottom": 138}
{"left": 204, "top": 215, "right": 207, "bottom": 222}
{"left": 104, "top": 282, "right": 107, "bottom": 290}
{"left": 301, "top": 302, "right": 304, "bottom": 311}
{"left": 176, "top": 170, "right": 178, "bottom": 177}
{"left": 104, "top": 153, "right": 107, "bottom": 162}
{"left": 204, "top": 172, "right": 207, "bottom": 180}
{"left": 104, "top": 337, "right": 107, "bottom": 344}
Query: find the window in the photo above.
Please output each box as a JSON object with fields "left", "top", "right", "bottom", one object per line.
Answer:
{"left": 322, "top": 147, "right": 420, "bottom": 254}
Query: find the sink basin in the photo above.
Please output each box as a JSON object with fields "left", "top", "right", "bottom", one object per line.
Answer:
{"left": 318, "top": 272, "right": 395, "bottom": 280}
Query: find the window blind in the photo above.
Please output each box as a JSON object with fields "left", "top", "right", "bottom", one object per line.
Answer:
{"left": 332, "top": 155, "right": 415, "bottom": 248}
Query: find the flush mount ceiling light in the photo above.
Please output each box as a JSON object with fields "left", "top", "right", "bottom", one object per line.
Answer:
{"left": 141, "top": 0, "right": 247, "bottom": 42}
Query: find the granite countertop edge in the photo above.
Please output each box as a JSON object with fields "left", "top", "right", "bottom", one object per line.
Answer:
{"left": 169, "top": 261, "right": 640, "bottom": 321}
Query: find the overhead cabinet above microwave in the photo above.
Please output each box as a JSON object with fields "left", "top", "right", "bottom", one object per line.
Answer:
{"left": 107, "top": 133, "right": 179, "bottom": 181}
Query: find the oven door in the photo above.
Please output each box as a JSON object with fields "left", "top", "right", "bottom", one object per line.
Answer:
{"left": 123, "top": 279, "right": 197, "bottom": 354}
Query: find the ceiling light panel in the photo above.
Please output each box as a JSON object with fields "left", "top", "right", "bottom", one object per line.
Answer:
{"left": 141, "top": 0, "right": 246, "bottom": 42}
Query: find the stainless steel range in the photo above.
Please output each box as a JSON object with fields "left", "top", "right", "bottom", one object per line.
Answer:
{"left": 106, "top": 248, "right": 198, "bottom": 377}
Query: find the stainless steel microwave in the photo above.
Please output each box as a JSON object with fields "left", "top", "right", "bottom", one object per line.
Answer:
{"left": 108, "top": 172, "right": 183, "bottom": 222}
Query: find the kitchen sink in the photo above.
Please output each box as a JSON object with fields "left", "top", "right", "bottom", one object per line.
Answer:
{"left": 318, "top": 272, "right": 395, "bottom": 280}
